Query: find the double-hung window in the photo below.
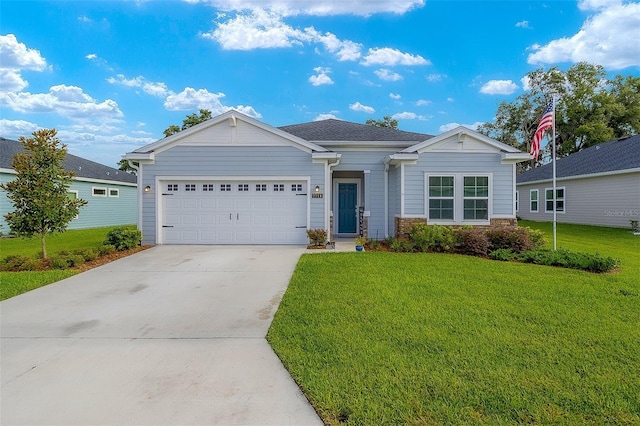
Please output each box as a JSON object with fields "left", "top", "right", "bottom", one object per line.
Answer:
{"left": 428, "top": 176, "right": 454, "bottom": 220}
{"left": 463, "top": 176, "right": 489, "bottom": 220}
{"left": 545, "top": 187, "right": 565, "bottom": 213}
{"left": 530, "top": 189, "right": 539, "bottom": 212}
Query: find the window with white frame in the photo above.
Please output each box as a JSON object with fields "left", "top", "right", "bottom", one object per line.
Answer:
{"left": 515, "top": 190, "right": 519, "bottom": 213}
{"left": 108, "top": 188, "right": 119, "bottom": 197}
{"left": 428, "top": 176, "right": 454, "bottom": 220}
{"left": 545, "top": 187, "right": 565, "bottom": 213}
{"left": 92, "top": 187, "right": 107, "bottom": 197}
{"left": 167, "top": 184, "right": 178, "bottom": 192}
{"left": 530, "top": 189, "right": 538, "bottom": 212}
{"left": 463, "top": 176, "right": 489, "bottom": 220}
{"left": 185, "top": 184, "right": 196, "bottom": 192}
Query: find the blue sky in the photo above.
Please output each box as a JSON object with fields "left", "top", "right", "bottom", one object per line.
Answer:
{"left": 1, "top": 0, "right": 639, "bottom": 167}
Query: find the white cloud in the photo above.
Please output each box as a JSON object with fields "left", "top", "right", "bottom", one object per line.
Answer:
{"left": 314, "top": 113, "right": 339, "bottom": 121}
{"left": 163, "top": 87, "right": 261, "bottom": 118}
{"left": 0, "top": 119, "right": 40, "bottom": 137}
{"left": 0, "top": 68, "right": 28, "bottom": 92}
{"left": 190, "top": 0, "right": 425, "bottom": 16}
{"left": 389, "top": 93, "right": 401, "bottom": 100}
{"left": 480, "top": 79, "right": 519, "bottom": 95}
{"left": 527, "top": 2, "right": 640, "bottom": 70}
{"left": 361, "top": 47, "right": 430, "bottom": 66}
{"left": 0, "top": 84, "right": 123, "bottom": 122}
{"left": 374, "top": 68, "right": 402, "bottom": 81}
{"left": 392, "top": 111, "right": 426, "bottom": 120}
{"left": 305, "top": 29, "right": 362, "bottom": 61}
{"left": 415, "top": 99, "right": 431, "bottom": 106}
{"left": 308, "top": 66, "right": 334, "bottom": 86}
{"left": 425, "top": 73, "right": 445, "bottom": 82}
{"left": 447, "top": 97, "right": 454, "bottom": 102}
{"left": 85, "top": 53, "right": 98, "bottom": 60}
{"left": 107, "top": 74, "right": 171, "bottom": 97}
{"left": 439, "top": 122, "right": 483, "bottom": 132}
{"left": 515, "top": 20, "right": 531, "bottom": 29}
{"left": 349, "top": 101, "right": 375, "bottom": 114}
{"left": 520, "top": 75, "right": 531, "bottom": 91}
{"left": 0, "top": 34, "right": 48, "bottom": 70}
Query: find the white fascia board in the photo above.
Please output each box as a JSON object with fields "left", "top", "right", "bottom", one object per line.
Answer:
{"left": 314, "top": 140, "right": 417, "bottom": 150}
{"left": 517, "top": 167, "right": 640, "bottom": 186}
{"left": 122, "top": 152, "right": 154, "bottom": 162}
{"left": 1, "top": 168, "right": 136, "bottom": 187}
{"left": 312, "top": 152, "right": 341, "bottom": 160}
{"left": 501, "top": 152, "right": 532, "bottom": 163}
{"left": 384, "top": 153, "right": 419, "bottom": 165}
{"left": 403, "top": 126, "right": 523, "bottom": 154}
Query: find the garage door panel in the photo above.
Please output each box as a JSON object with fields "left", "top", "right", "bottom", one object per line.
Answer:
{"left": 161, "top": 180, "right": 308, "bottom": 245}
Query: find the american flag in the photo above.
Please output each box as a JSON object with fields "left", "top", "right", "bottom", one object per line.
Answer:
{"left": 530, "top": 100, "right": 554, "bottom": 159}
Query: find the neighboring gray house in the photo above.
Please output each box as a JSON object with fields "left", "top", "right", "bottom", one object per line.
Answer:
{"left": 124, "top": 110, "right": 530, "bottom": 245}
{"left": 1, "top": 137, "right": 137, "bottom": 231}
{"left": 516, "top": 134, "right": 640, "bottom": 228}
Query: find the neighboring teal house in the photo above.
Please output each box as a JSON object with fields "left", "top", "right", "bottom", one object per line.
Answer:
{"left": 1, "top": 137, "right": 137, "bottom": 232}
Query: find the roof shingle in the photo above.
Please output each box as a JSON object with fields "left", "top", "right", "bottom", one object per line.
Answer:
{"left": 278, "top": 119, "right": 433, "bottom": 142}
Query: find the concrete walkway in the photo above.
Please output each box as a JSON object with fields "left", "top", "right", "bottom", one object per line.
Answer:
{"left": 1, "top": 246, "right": 322, "bottom": 425}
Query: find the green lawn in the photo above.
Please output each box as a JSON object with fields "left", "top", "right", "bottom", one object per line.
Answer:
{"left": 267, "top": 222, "right": 640, "bottom": 425}
{"left": 0, "top": 226, "right": 134, "bottom": 301}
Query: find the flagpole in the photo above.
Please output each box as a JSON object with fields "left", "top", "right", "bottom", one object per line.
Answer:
{"left": 552, "top": 95, "right": 557, "bottom": 250}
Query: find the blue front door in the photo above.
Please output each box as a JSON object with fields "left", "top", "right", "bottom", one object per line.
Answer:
{"left": 338, "top": 183, "right": 358, "bottom": 233}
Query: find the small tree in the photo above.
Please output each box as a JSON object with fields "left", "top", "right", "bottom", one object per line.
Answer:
{"left": 0, "top": 129, "right": 87, "bottom": 259}
{"left": 366, "top": 116, "right": 398, "bottom": 129}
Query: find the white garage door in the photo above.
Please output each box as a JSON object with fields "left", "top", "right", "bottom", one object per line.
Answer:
{"left": 161, "top": 180, "right": 308, "bottom": 244}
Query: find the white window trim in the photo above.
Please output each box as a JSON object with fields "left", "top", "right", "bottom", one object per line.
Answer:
{"left": 515, "top": 190, "right": 519, "bottom": 213}
{"left": 108, "top": 188, "right": 120, "bottom": 198}
{"left": 92, "top": 186, "right": 107, "bottom": 197}
{"left": 530, "top": 189, "right": 539, "bottom": 213}
{"left": 425, "top": 173, "right": 492, "bottom": 225}
{"left": 68, "top": 190, "right": 80, "bottom": 220}
{"left": 545, "top": 186, "right": 566, "bottom": 214}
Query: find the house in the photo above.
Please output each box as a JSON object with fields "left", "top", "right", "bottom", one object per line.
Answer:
{"left": 1, "top": 137, "right": 137, "bottom": 232}
{"left": 124, "top": 110, "right": 530, "bottom": 245}
{"left": 516, "top": 134, "right": 640, "bottom": 228}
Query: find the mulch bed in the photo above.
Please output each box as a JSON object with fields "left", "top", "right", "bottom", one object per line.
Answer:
{"left": 74, "top": 245, "right": 153, "bottom": 272}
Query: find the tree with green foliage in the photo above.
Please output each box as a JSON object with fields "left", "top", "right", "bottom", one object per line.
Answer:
{"left": 0, "top": 129, "right": 87, "bottom": 259}
{"left": 163, "top": 109, "right": 213, "bottom": 137}
{"left": 478, "top": 62, "right": 640, "bottom": 167}
{"left": 366, "top": 116, "right": 398, "bottom": 129}
{"left": 117, "top": 158, "right": 137, "bottom": 175}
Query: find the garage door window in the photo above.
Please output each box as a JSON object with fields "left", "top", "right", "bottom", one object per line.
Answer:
{"left": 220, "top": 184, "right": 231, "bottom": 192}
{"left": 167, "top": 184, "right": 178, "bottom": 191}
{"left": 238, "top": 184, "right": 249, "bottom": 192}
{"left": 291, "top": 184, "right": 303, "bottom": 192}
{"left": 185, "top": 184, "right": 196, "bottom": 192}
{"left": 274, "top": 184, "right": 285, "bottom": 191}
{"left": 203, "top": 184, "right": 214, "bottom": 191}
{"left": 256, "top": 184, "right": 267, "bottom": 191}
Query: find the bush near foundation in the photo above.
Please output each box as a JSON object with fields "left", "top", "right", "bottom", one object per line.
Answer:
{"left": 104, "top": 227, "right": 142, "bottom": 251}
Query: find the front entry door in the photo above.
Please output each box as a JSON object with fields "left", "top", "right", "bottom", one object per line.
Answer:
{"left": 338, "top": 183, "right": 358, "bottom": 234}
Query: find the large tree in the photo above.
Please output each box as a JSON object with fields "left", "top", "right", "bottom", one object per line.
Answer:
{"left": 478, "top": 62, "right": 640, "bottom": 166}
{"left": 0, "top": 129, "right": 87, "bottom": 259}
{"left": 366, "top": 116, "right": 399, "bottom": 129}
{"left": 163, "top": 109, "right": 212, "bottom": 137}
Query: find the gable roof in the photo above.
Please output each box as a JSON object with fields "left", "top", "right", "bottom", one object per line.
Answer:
{"left": 401, "top": 125, "right": 524, "bottom": 154}
{"left": 278, "top": 119, "right": 433, "bottom": 143}
{"left": 517, "top": 134, "right": 640, "bottom": 184}
{"left": 1, "top": 137, "right": 137, "bottom": 184}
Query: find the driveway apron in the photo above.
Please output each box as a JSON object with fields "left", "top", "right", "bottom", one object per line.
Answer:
{"left": 1, "top": 245, "right": 322, "bottom": 425}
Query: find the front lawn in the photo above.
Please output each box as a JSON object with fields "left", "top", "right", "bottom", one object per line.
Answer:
{"left": 268, "top": 222, "right": 640, "bottom": 425}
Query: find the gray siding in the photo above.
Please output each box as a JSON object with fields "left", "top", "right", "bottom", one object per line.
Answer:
{"left": 388, "top": 165, "right": 401, "bottom": 236}
{"left": 406, "top": 152, "right": 515, "bottom": 218}
{"left": 140, "top": 146, "right": 324, "bottom": 245}
{"left": 1, "top": 172, "right": 136, "bottom": 232}
{"left": 333, "top": 150, "right": 396, "bottom": 239}
{"left": 517, "top": 172, "right": 640, "bottom": 228}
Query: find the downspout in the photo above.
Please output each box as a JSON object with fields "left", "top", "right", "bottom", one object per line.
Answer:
{"left": 127, "top": 160, "right": 142, "bottom": 232}
{"left": 326, "top": 157, "right": 340, "bottom": 235}
{"left": 384, "top": 161, "right": 390, "bottom": 238}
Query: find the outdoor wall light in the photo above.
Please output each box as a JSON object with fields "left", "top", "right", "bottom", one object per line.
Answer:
{"left": 144, "top": 185, "right": 151, "bottom": 192}
{"left": 314, "top": 185, "right": 320, "bottom": 192}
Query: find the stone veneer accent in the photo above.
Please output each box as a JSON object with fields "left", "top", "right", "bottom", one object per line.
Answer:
{"left": 394, "top": 217, "right": 518, "bottom": 237}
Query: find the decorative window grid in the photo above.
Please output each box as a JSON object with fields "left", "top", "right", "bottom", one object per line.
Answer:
{"left": 185, "top": 184, "right": 196, "bottom": 192}
{"left": 167, "top": 184, "right": 179, "bottom": 191}
{"left": 203, "top": 184, "right": 215, "bottom": 191}
{"left": 256, "top": 184, "right": 267, "bottom": 192}
{"left": 220, "top": 184, "right": 231, "bottom": 192}
{"left": 274, "top": 184, "right": 285, "bottom": 192}
{"left": 291, "top": 184, "right": 303, "bottom": 192}
{"left": 238, "top": 184, "right": 249, "bottom": 192}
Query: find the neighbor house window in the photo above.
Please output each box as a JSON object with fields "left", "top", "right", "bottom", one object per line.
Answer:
{"left": 515, "top": 190, "right": 520, "bottom": 212}
{"left": 92, "top": 187, "right": 107, "bottom": 197}
{"left": 108, "top": 188, "right": 119, "bottom": 197}
{"left": 545, "top": 187, "right": 565, "bottom": 213}
{"left": 428, "top": 176, "right": 454, "bottom": 220}
{"left": 463, "top": 176, "right": 489, "bottom": 220}
{"left": 530, "top": 189, "right": 539, "bottom": 212}
{"left": 67, "top": 190, "right": 78, "bottom": 200}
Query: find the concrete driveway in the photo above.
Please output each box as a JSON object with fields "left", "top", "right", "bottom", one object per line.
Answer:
{"left": 1, "top": 245, "right": 322, "bottom": 425}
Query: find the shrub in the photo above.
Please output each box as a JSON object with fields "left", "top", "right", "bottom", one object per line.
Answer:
{"left": 74, "top": 248, "right": 98, "bottom": 262}
{"left": 367, "top": 239, "right": 381, "bottom": 250}
{"left": 517, "top": 249, "right": 617, "bottom": 273}
{"left": 98, "top": 244, "right": 116, "bottom": 256}
{"left": 409, "top": 223, "right": 456, "bottom": 253}
{"left": 487, "top": 226, "right": 544, "bottom": 253}
{"left": 0, "top": 255, "right": 40, "bottom": 271}
{"left": 50, "top": 256, "right": 70, "bottom": 270}
{"left": 455, "top": 227, "right": 490, "bottom": 256}
{"left": 104, "top": 227, "right": 142, "bottom": 251}
{"left": 489, "top": 248, "right": 517, "bottom": 261}
{"left": 389, "top": 238, "right": 414, "bottom": 253}
{"left": 306, "top": 228, "right": 327, "bottom": 246}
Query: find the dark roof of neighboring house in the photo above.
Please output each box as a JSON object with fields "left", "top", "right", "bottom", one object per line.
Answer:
{"left": 279, "top": 119, "right": 433, "bottom": 142}
{"left": 0, "top": 137, "right": 137, "bottom": 184}
{"left": 517, "top": 134, "right": 640, "bottom": 184}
